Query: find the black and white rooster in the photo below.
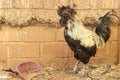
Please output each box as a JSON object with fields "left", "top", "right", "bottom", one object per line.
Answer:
{"left": 57, "top": 6, "right": 119, "bottom": 76}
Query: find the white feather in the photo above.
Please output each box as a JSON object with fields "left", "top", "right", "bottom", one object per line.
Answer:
{"left": 66, "top": 16, "right": 105, "bottom": 48}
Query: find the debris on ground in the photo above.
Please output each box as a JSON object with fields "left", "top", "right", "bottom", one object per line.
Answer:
{"left": 1, "top": 64, "right": 120, "bottom": 80}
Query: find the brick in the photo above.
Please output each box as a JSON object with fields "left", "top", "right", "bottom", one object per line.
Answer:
{"left": 90, "top": 57, "right": 114, "bottom": 64}
{"left": 0, "top": 31, "right": 5, "bottom": 41}
{"left": 0, "top": 43, "right": 7, "bottom": 59}
{"left": 18, "top": 43, "right": 40, "bottom": 58}
{"left": 4, "top": 9, "right": 36, "bottom": 25}
{"left": 73, "top": 0, "right": 97, "bottom": 9}
{"left": 39, "top": 53, "right": 71, "bottom": 69}
{"left": 67, "top": 58, "right": 76, "bottom": 69}
{"left": 12, "top": 0, "right": 43, "bottom": 8}
{"left": 20, "top": 26, "right": 56, "bottom": 42}
{"left": 0, "top": 0, "right": 43, "bottom": 9}
{"left": 77, "top": 10, "right": 113, "bottom": 21}
{"left": 89, "top": 57, "right": 101, "bottom": 64}
{"left": 69, "top": 51, "right": 74, "bottom": 58}
{"left": 38, "top": 57, "right": 51, "bottom": 67}
{"left": 1, "top": 43, "right": 40, "bottom": 58}
{"left": 109, "top": 26, "right": 119, "bottom": 41}
{"left": 12, "top": 0, "right": 26, "bottom": 8}
{"left": 36, "top": 9, "right": 59, "bottom": 22}
{"left": 77, "top": 10, "right": 120, "bottom": 25}
{"left": 77, "top": 10, "right": 98, "bottom": 21}
{"left": 90, "top": 57, "right": 118, "bottom": 64}
{"left": 95, "top": 42, "right": 110, "bottom": 57}
{"left": 99, "top": 57, "right": 118, "bottom": 64}
{"left": 41, "top": 42, "right": 70, "bottom": 58}
{"left": 0, "top": 60, "right": 7, "bottom": 70}
{"left": 56, "top": 27, "right": 65, "bottom": 41}
{"left": 0, "top": 26, "right": 20, "bottom": 41}
{"left": 0, "top": 9, "right": 5, "bottom": 17}
{"left": 73, "top": 0, "right": 119, "bottom": 9}
{"left": 44, "top": 0, "right": 72, "bottom": 9}
{"left": 17, "top": 9, "right": 35, "bottom": 24}
{"left": 44, "top": 0, "right": 55, "bottom": 9}
{"left": 100, "top": 0, "right": 119, "bottom": 9}
{"left": 35, "top": 9, "right": 44, "bottom": 19}
{"left": 0, "top": 0, "right": 12, "bottom": 8}
{"left": 55, "top": 0, "right": 72, "bottom": 9}
{"left": 109, "top": 41, "right": 119, "bottom": 57}
{"left": 26, "top": 0, "right": 43, "bottom": 8}
{"left": 6, "top": 43, "right": 19, "bottom": 59}
{"left": 4, "top": 9, "right": 16, "bottom": 23}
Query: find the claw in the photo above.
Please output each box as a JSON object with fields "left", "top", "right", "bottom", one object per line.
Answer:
{"left": 73, "top": 66, "right": 79, "bottom": 74}
{"left": 78, "top": 64, "right": 87, "bottom": 77}
{"left": 72, "top": 60, "right": 80, "bottom": 74}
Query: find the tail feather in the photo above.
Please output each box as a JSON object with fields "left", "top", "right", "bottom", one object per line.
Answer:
{"left": 95, "top": 13, "right": 112, "bottom": 43}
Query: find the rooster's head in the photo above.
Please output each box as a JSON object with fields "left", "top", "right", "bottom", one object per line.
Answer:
{"left": 57, "top": 6, "right": 76, "bottom": 26}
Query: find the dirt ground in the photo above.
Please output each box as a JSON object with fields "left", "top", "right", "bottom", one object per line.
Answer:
{"left": 1, "top": 64, "right": 120, "bottom": 80}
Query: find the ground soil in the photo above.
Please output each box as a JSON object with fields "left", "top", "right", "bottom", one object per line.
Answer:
{"left": 1, "top": 64, "right": 120, "bottom": 80}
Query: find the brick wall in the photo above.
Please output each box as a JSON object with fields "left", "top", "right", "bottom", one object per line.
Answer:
{"left": 0, "top": 0, "right": 119, "bottom": 70}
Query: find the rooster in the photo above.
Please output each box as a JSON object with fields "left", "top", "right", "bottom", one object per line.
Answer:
{"left": 57, "top": 6, "right": 119, "bottom": 76}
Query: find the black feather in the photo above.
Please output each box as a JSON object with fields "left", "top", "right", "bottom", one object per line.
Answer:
{"left": 64, "top": 30, "right": 97, "bottom": 64}
{"left": 95, "top": 16, "right": 111, "bottom": 42}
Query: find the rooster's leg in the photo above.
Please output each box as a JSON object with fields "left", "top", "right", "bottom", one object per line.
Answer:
{"left": 83, "top": 64, "right": 86, "bottom": 76}
{"left": 78, "top": 64, "right": 87, "bottom": 76}
{"left": 73, "top": 60, "right": 80, "bottom": 74}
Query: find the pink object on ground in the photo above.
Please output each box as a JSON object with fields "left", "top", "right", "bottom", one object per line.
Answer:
{"left": 16, "top": 61, "right": 47, "bottom": 79}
